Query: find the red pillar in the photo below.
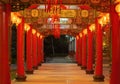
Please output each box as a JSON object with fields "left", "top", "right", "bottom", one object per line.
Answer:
{"left": 41, "top": 38, "right": 44, "bottom": 62}
{"left": 0, "top": 3, "right": 11, "bottom": 84}
{"left": 37, "top": 35, "right": 42, "bottom": 66}
{"left": 81, "top": 33, "right": 87, "bottom": 70}
{"left": 75, "top": 36, "right": 79, "bottom": 63}
{"left": 93, "top": 18, "right": 104, "bottom": 81}
{"left": 77, "top": 37, "right": 82, "bottom": 66}
{"left": 86, "top": 28, "right": 94, "bottom": 74}
{"left": 0, "top": 3, "right": 2, "bottom": 83}
{"left": 32, "top": 31, "right": 38, "bottom": 69}
{"left": 16, "top": 18, "right": 26, "bottom": 81}
{"left": 39, "top": 37, "right": 42, "bottom": 64}
{"left": 110, "top": 4, "right": 120, "bottom": 84}
{"left": 79, "top": 35, "right": 82, "bottom": 66}
{"left": 26, "top": 28, "right": 33, "bottom": 74}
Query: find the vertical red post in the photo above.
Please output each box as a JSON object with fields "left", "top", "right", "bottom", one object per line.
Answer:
{"left": 93, "top": 18, "right": 104, "bottom": 81}
{"left": 78, "top": 35, "right": 82, "bottom": 66}
{"left": 41, "top": 38, "right": 44, "bottom": 62}
{"left": 26, "top": 28, "right": 33, "bottom": 74}
{"left": 37, "top": 34, "right": 42, "bottom": 66}
{"left": 77, "top": 37, "right": 81, "bottom": 66}
{"left": 0, "top": 3, "right": 11, "bottom": 84}
{"left": 16, "top": 18, "right": 26, "bottom": 81}
{"left": 75, "top": 36, "right": 79, "bottom": 63}
{"left": 32, "top": 31, "right": 38, "bottom": 69}
{"left": 86, "top": 29, "right": 94, "bottom": 74}
{"left": 110, "top": 4, "right": 120, "bottom": 84}
{"left": 39, "top": 37, "right": 42, "bottom": 64}
{"left": 0, "top": 3, "right": 2, "bottom": 84}
{"left": 81, "top": 33, "right": 87, "bottom": 70}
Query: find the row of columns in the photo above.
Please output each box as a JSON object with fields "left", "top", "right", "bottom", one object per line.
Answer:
{"left": 0, "top": 2, "right": 120, "bottom": 84}
{"left": 0, "top": 2, "right": 44, "bottom": 83}
{"left": 75, "top": 4, "right": 120, "bottom": 84}
{"left": 16, "top": 20, "right": 44, "bottom": 81}
{"left": 75, "top": 18, "right": 105, "bottom": 82}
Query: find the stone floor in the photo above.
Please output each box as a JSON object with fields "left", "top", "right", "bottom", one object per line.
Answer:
{"left": 11, "top": 63, "right": 110, "bottom": 84}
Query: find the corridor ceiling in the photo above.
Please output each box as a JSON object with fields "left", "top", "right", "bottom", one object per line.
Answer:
{"left": 2, "top": 0, "right": 111, "bottom": 37}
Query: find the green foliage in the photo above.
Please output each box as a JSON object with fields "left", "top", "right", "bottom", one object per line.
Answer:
{"left": 10, "top": 70, "right": 16, "bottom": 80}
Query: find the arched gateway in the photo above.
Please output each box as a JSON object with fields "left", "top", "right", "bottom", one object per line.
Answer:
{"left": 0, "top": 0, "right": 120, "bottom": 84}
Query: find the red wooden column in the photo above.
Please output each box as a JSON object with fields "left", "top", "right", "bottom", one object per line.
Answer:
{"left": 16, "top": 18, "right": 26, "bottom": 81}
{"left": 110, "top": 4, "right": 120, "bottom": 84}
{"left": 86, "top": 28, "right": 94, "bottom": 74}
{"left": 93, "top": 18, "right": 104, "bottom": 81}
{"left": 81, "top": 30, "right": 87, "bottom": 70}
{"left": 40, "top": 36, "right": 44, "bottom": 63}
{"left": 78, "top": 33, "right": 82, "bottom": 66}
{"left": 77, "top": 36, "right": 81, "bottom": 66}
{"left": 37, "top": 33, "right": 42, "bottom": 66}
{"left": 26, "top": 28, "right": 33, "bottom": 74}
{"left": 32, "top": 29, "right": 38, "bottom": 69}
{"left": 0, "top": 3, "right": 11, "bottom": 84}
{"left": 39, "top": 36, "right": 42, "bottom": 64}
{"left": 41, "top": 38, "right": 44, "bottom": 62}
{"left": 75, "top": 36, "right": 79, "bottom": 63}
{"left": 0, "top": 3, "right": 2, "bottom": 83}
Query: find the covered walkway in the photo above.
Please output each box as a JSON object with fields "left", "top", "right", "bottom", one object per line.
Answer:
{"left": 1, "top": 0, "right": 120, "bottom": 84}
{"left": 11, "top": 63, "right": 109, "bottom": 84}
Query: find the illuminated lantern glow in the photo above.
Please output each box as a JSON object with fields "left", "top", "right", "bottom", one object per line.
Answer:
{"left": 105, "top": 13, "right": 110, "bottom": 23}
{"left": 98, "top": 18, "right": 104, "bottom": 27}
{"left": 11, "top": 12, "right": 22, "bottom": 26}
{"left": 89, "top": 24, "right": 95, "bottom": 32}
{"left": 32, "top": 29, "right": 36, "bottom": 35}
{"left": 79, "top": 33, "right": 82, "bottom": 38}
{"left": 83, "top": 29, "right": 88, "bottom": 35}
{"left": 37, "top": 33, "right": 40, "bottom": 37}
{"left": 102, "top": 16, "right": 107, "bottom": 24}
{"left": 115, "top": 0, "right": 120, "bottom": 3}
{"left": 115, "top": 3, "right": 120, "bottom": 17}
{"left": 11, "top": 13, "right": 17, "bottom": 23}
{"left": 76, "top": 35, "right": 79, "bottom": 40}
{"left": 40, "top": 35, "right": 43, "bottom": 39}
{"left": 24, "top": 23, "right": 30, "bottom": 32}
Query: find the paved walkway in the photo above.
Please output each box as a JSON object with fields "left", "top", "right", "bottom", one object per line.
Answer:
{"left": 45, "top": 56, "right": 75, "bottom": 63}
{"left": 11, "top": 63, "right": 110, "bottom": 84}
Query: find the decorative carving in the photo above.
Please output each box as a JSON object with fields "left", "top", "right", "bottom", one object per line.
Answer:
{"left": 81, "top": 10, "right": 89, "bottom": 18}
{"left": 31, "top": 9, "right": 39, "bottom": 17}
{"left": 20, "top": 0, "right": 30, "bottom": 2}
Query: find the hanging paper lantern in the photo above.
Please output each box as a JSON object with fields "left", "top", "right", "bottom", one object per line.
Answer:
{"left": 45, "top": 0, "right": 62, "bottom": 38}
